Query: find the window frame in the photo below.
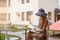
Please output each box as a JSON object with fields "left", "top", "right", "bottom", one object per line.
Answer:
{"left": 26, "top": 11, "right": 33, "bottom": 21}
{"left": 22, "top": 0, "right": 24, "bottom": 4}
{"left": 22, "top": 12, "right": 24, "bottom": 21}
{"left": 26, "top": 0, "right": 30, "bottom": 3}
{"left": 16, "top": 12, "right": 20, "bottom": 18}
{"left": 0, "top": 0, "right": 10, "bottom": 7}
{"left": 48, "top": 12, "right": 51, "bottom": 20}
{"left": 0, "top": 13, "right": 7, "bottom": 21}
{"left": 8, "top": 13, "right": 10, "bottom": 21}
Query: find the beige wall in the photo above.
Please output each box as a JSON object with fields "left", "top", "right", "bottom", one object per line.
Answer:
{"left": 0, "top": 0, "right": 10, "bottom": 24}
{"left": 31, "top": 0, "right": 59, "bottom": 25}
{"left": 38, "top": 0, "right": 59, "bottom": 12}
{"left": 0, "top": 0, "right": 59, "bottom": 25}
{"left": 38, "top": 0, "right": 59, "bottom": 23}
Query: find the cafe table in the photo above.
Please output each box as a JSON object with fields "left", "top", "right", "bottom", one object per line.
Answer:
{"left": 24, "top": 25, "right": 31, "bottom": 40}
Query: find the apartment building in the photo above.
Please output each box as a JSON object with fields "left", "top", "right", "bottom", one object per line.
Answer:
{"left": 0, "top": 0, "right": 10, "bottom": 25}
{"left": 0, "top": 0, "right": 59, "bottom": 25}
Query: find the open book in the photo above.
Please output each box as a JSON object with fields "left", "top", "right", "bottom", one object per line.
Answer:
{"left": 28, "top": 23, "right": 41, "bottom": 32}
{"left": 28, "top": 24, "right": 36, "bottom": 32}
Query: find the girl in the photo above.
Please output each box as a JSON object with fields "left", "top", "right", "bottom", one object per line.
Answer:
{"left": 27, "top": 8, "right": 48, "bottom": 40}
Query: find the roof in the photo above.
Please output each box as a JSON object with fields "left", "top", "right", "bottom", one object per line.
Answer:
{"left": 54, "top": 8, "right": 60, "bottom": 13}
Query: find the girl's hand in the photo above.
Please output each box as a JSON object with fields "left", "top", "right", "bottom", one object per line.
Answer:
{"left": 35, "top": 29, "right": 41, "bottom": 32}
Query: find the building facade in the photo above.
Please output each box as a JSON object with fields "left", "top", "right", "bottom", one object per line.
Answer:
{"left": 0, "top": 0, "right": 10, "bottom": 24}
{"left": 0, "top": 0, "right": 59, "bottom": 25}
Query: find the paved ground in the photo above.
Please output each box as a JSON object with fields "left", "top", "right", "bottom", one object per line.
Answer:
{"left": 1, "top": 31, "right": 25, "bottom": 40}
{"left": 48, "top": 37, "right": 60, "bottom": 40}
{"left": 1, "top": 31, "right": 60, "bottom": 40}
{"left": 48, "top": 34, "right": 60, "bottom": 40}
{"left": 1, "top": 26, "right": 60, "bottom": 40}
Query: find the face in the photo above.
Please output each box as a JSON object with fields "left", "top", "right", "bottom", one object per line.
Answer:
{"left": 39, "top": 16, "right": 43, "bottom": 21}
{"left": 39, "top": 16, "right": 43, "bottom": 25}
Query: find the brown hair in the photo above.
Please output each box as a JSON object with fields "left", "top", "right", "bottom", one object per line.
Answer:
{"left": 40, "top": 15, "right": 47, "bottom": 28}
{"left": 40, "top": 15, "right": 47, "bottom": 20}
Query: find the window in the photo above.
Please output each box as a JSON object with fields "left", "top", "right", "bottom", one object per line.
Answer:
{"left": 8, "top": 13, "right": 10, "bottom": 20}
{"left": 22, "top": 0, "right": 24, "bottom": 4}
{"left": 8, "top": 0, "right": 10, "bottom": 7}
{"left": 0, "top": 13, "right": 7, "bottom": 21}
{"left": 0, "top": 0, "right": 7, "bottom": 7}
{"left": 26, "top": 0, "right": 30, "bottom": 3}
{"left": 0, "top": 0, "right": 10, "bottom": 7}
{"left": 0, "top": 13, "right": 10, "bottom": 21}
{"left": 26, "top": 11, "right": 33, "bottom": 21}
{"left": 22, "top": 12, "right": 24, "bottom": 21}
{"left": 48, "top": 12, "right": 51, "bottom": 20}
{"left": 16, "top": 12, "right": 20, "bottom": 18}
{"left": 55, "top": 13, "right": 60, "bottom": 21}
{"left": 57, "top": 15, "right": 60, "bottom": 21}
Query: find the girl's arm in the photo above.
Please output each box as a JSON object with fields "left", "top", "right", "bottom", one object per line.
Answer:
{"left": 36, "top": 20, "right": 48, "bottom": 32}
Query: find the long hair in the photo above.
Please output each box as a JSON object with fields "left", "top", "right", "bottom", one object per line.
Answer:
{"left": 39, "top": 15, "right": 47, "bottom": 28}
{"left": 40, "top": 15, "right": 47, "bottom": 21}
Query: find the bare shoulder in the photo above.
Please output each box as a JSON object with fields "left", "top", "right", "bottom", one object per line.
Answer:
{"left": 45, "top": 19, "right": 48, "bottom": 22}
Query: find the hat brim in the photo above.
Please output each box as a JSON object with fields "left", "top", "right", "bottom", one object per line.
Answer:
{"left": 35, "top": 12, "right": 47, "bottom": 16}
